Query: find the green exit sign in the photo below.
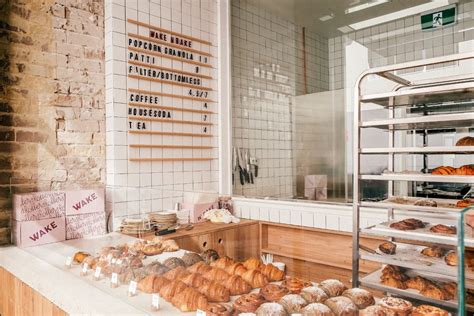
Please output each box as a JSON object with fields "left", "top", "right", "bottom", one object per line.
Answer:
{"left": 421, "top": 4, "right": 456, "bottom": 30}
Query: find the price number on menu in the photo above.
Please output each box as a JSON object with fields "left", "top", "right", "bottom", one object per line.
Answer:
{"left": 199, "top": 56, "right": 208, "bottom": 64}
{"left": 188, "top": 89, "right": 208, "bottom": 98}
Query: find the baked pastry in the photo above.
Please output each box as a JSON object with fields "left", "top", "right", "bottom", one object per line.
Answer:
{"left": 224, "top": 262, "right": 247, "bottom": 276}
{"left": 442, "top": 281, "right": 456, "bottom": 299}
{"left": 130, "top": 240, "right": 147, "bottom": 252}
{"left": 467, "top": 288, "right": 474, "bottom": 305}
{"left": 406, "top": 276, "right": 433, "bottom": 291}
{"left": 412, "top": 305, "right": 449, "bottom": 316}
{"left": 390, "top": 218, "right": 425, "bottom": 230}
{"left": 201, "top": 249, "right": 220, "bottom": 264}
{"left": 161, "top": 239, "right": 179, "bottom": 252}
{"left": 163, "top": 257, "right": 186, "bottom": 269}
{"left": 359, "top": 305, "right": 387, "bottom": 316}
{"left": 222, "top": 274, "right": 252, "bottom": 295}
{"left": 381, "top": 265, "right": 408, "bottom": 281}
{"left": 188, "top": 261, "right": 212, "bottom": 274}
{"left": 420, "top": 283, "right": 449, "bottom": 300}
{"left": 171, "top": 286, "right": 209, "bottom": 312}
{"left": 456, "top": 165, "right": 474, "bottom": 175}
{"left": 378, "top": 297, "right": 412, "bottom": 316}
{"left": 302, "top": 303, "right": 335, "bottom": 316}
{"left": 163, "top": 266, "right": 190, "bottom": 280}
{"left": 241, "top": 269, "right": 269, "bottom": 288}
{"left": 420, "top": 246, "right": 445, "bottom": 258}
{"left": 300, "top": 286, "right": 328, "bottom": 304}
{"left": 210, "top": 257, "right": 235, "bottom": 270}
{"left": 243, "top": 257, "right": 263, "bottom": 270}
{"left": 200, "top": 280, "right": 231, "bottom": 302}
{"left": 142, "top": 243, "right": 162, "bottom": 256}
{"left": 144, "top": 261, "right": 170, "bottom": 275}
{"left": 180, "top": 272, "right": 209, "bottom": 288}
{"left": 255, "top": 302, "right": 287, "bottom": 316}
{"left": 456, "top": 136, "right": 474, "bottom": 146}
{"left": 137, "top": 274, "right": 169, "bottom": 293}
{"left": 282, "top": 276, "right": 313, "bottom": 294}
{"left": 342, "top": 288, "right": 374, "bottom": 309}
{"left": 379, "top": 241, "right": 397, "bottom": 255}
{"left": 204, "top": 267, "right": 231, "bottom": 283}
{"left": 119, "top": 267, "right": 147, "bottom": 284}
{"left": 319, "top": 279, "right": 348, "bottom": 297}
{"left": 457, "top": 199, "right": 474, "bottom": 208}
{"left": 205, "top": 303, "right": 233, "bottom": 316}
{"left": 381, "top": 276, "right": 407, "bottom": 289}
{"left": 430, "top": 224, "right": 456, "bottom": 235}
{"left": 444, "top": 251, "right": 457, "bottom": 266}
{"left": 260, "top": 284, "right": 290, "bottom": 301}
{"left": 414, "top": 199, "right": 437, "bottom": 207}
{"left": 99, "top": 246, "right": 116, "bottom": 257}
{"left": 73, "top": 252, "right": 91, "bottom": 264}
{"left": 432, "top": 166, "right": 456, "bottom": 175}
{"left": 260, "top": 263, "right": 285, "bottom": 281}
{"left": 324, "top": 296, "right": 358, "bottom": 316}
{"left": 278, "top": 294, "right": 307, "bottom": 314}
{"left": 182, "top": 252, "right": 204, "bottom": 267}
{"left": 159, "top": 280, "right": 188, "bottom": 301}
{"left": 233, "top": 293, "right": 266, "bottom": 314}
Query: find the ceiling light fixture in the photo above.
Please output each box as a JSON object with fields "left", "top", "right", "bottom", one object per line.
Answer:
{"left": 319, "top": 14, "right": 335, "bottom": 22}
{"left": 345, "top": 0, "right": 390, "bottom": 14}
{"left": 349, "top": 0, "right": 453, "bottom": 30}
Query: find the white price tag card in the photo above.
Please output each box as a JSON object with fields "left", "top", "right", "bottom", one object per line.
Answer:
{"left": 94, "top": 267, "right": 102, "bottom": 279}
{"left": 111, "top": 272, "right": 118, "bottom": 284}
{"left": 82, "top": 263, "right": 88, "bottom": 273}
{"left": 65, "top": 256, "right": 72, "bottom": 267}
{"left": 128, "top": 281, "right": 137, "bottom": 296}
{"left": 151, "top": 294, "right": 160, "bottom": 309}
{"left": 196, "top": 309, "right": 206, "bottom": 316}
{"left": 116, "top": 259, "right": 123, "bottom": 265}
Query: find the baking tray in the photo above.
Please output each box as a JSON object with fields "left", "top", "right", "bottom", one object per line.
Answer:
{"left": 362, "top": 220, "right": 474, "bottom": 247}
{"left": 361, "top": 196, "right": 463, "bottom": 215}
{"left": 360, "top": 242, "right": 474, "bottom": 281}
{"left": 360, "top": 268, "right": 474, "bottom": 312}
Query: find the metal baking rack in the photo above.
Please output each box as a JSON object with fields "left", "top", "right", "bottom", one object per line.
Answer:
{"left": 352, "top": 52, "right": 474, "bottom": 315}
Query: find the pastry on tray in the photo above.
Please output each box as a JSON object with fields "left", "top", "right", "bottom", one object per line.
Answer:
{"left": 201, "top": 249, "right": 220, "bottom": 264}
{"left": 282, "top": 276, "right": 313, "bottom": 294}
{"left": 224, "top": 262, "right": 247, "bottom": 276}
{"left": 378, "top": 297, "right": 412, "bottom": 316}
{"left": 429, "top": 224, "right": 456, "bottom": 235}
{"left": 414, "top": 199, "right": 437, "bottom": 207}
{"left": 420, "top": 283, "right": 449, "bottom": 301}
{"left": 278, "top": 294, "right": 307, "bottom": 314}
{"left": 163, "top": 257, "right": 186, "bottom": 269}
{"left": 142, "top": 242, "right": 163, "bottom": 256}
{"left": 255, "top": 302, "right": 287, "bottom": 316}
{"left": 233, "top": 293, "right": 266, "bottom": 314}
{"left": 444, "top": 251, "right": 457, "bottom": 266}
{"left": 412, "top": 304, "right": 450, "bottom": 316}
{"left": 260, "top": 263, "right": 286, "bottom": 281}
{"left": 342, "top": 288, "right": 375, "bottom": 309}
{"left": 378, "top": 241, "right": 396, "bottom": 255}
{"left": 302, "top": 303, "right": 335, "bottom": 316}
{"left": 159, "top": 280, "right": 188, "bottom": 301}
{"left": 182, "top": 252, "right": 204, "bottom": 267}
{"left": 188, "top": 261, "right": 212, "bottom": 274}
{"left": 381, "top": 265, "right": 408, "bottom": 281}
{"left": 171, "top": 286, "right": 209, "bottom": 312}
{"left": 359, "top": 305, "right": 387, "bottom": 316}
{"left": 389, "top": 218, "right": 425, "bottom": 230}
{"left": 406, "top": 276, "right": 433, "bottom": 291}
{"left": 243, "top": 257, "right": 263, "bottom": 270}
{"left": 222, "top": 274, "right": 252, "bottom": 295}
{"left": 260, "top": 283, "right": 290, "bottom": 301}
{"left": 241, "top": 269, "right": 269, "bottom": 289}
{"left": 456, "top": 136, "right": 474, "bottom": 146}
{"left": 73, "top": 251, "right": 91, "bottom": 264}
{"left": 163, "top": 266, "right": 190, "bottom": 280}
{"left": 319, "top": 279, "right": 347, "bottom": 297}
{"left": 210, "top": 256, "right": 235, "bottom": 270}
{"left": 205, "top": 303, "right": 233, "bottom": 316}
{"left": 137, "top": 274, "right": 169, "bottom": 293}
{"left": 380, "top": 276, "right": 407, "bottom": 289}
{"left": 420, "top": 246, "right": 446, "bottom": 258}
{"left": 432, "top": 166, "right": 456, "bottom": 175}
{"left": 324, "top": 296, "right": 358, "bottom": 316}
{"left": 179, "top": 272, "right": 209, "bottom": 288}
{"left": 442, "top": 281, "right": 456, "bottom": 300}
{"left": 200, "top": 280, "right": 231, "bottom": 303}
{"left": 161, "top": 239, "right": 179, "bottom": 252}
{"left": 457, "top": 199, "right": 474, "bottom": 208}
{"left": 300, "top": 286, "right": 329, "bottom": 304}
{"left": 204, "top": 267, "right": 232, "bottom": 283}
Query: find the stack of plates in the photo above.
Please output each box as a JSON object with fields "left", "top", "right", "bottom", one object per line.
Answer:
{"left": 119, "top": 218, "right": 155, "bottom": 236}
{"left": 149, "top": 211, "right": 177, "bottom": 229}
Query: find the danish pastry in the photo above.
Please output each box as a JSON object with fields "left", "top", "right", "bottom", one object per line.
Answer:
{"left": 380, "top": 276, "right": 407, "bottom": 289}
{"left": 319, "top": 279, "right": 348, "bottom": 297}
{"left": 233, "top": 293, "right": 266, "bottom": 314}
{"left": 390, "top": 218, "right": 425, "bottom": 230}
{"left": 302, "top": 303, "right": 335, "bottom": 316}
{"left": 300, "top": 286, "right": 329, "bottom": 304}
{"left": 378, "top": 241, "right": 396, "bottom": 255}
{"left": 378, "top": 297, "right": 412, "bottom": 316}
{"left": 342, "top": 288, "right": 375, "bottom": 309}
{"left": 255, "top": 302, "right": 287, "bottom": 316}
{"left": 444, "top": 251, "right": 457, "bottom": 266}
{"left": 456, "top": 136, "right": 474, "bottom": 146}
{"left": 324, "top": 296, "right": 358, "bottom": 316}
{"left": 205, "top": 303, "right": 233, "bottom": 316}
{"left": 420, "top": 246, "right": 445, "bottom": 258}
{"left": 282, "top": 276, "right": 313, "bottom": 294}
{"left": 412, "top": 305, "right": 449, "bottom": 316}
{"left": 260, "top": 284, "right": 290, "bottom": 301}
{"left": 142, "top": 243, "right": 162, "bottom": 256}
{"left": 278, "top": 294, "right": 307, "bottom": 314}
{"left": 430, "top": 224, "right": 456, "bottom": 235}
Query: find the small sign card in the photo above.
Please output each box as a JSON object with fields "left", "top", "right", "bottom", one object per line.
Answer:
{"left": 128, "top": 281, "right": 137, "bottom": 297}
{"left": 94, "top": 267, "right": 102, "bottom": 280}
{"left": 111, "top": 272, "right": 119, "bottom": 288}
{"left": 151, "top": 294, "right": 160, "bottom": 311}
{"left": 81, "top": 263, "right": 89, "bottom": 276}
{"left": 196, "top": 310, "right": 206, "bottom": 316}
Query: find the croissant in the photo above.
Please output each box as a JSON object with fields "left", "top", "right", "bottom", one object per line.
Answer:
{"left": 188, "top": 261, "right": 212, "bottom": 274}
{"left": 210, "top": 257, "right": 235, "bottom": 270}
{"left": 457, "top": 165, "right": 474, "bottom": 175}
{"left": 224, "top": 262, "right": 247, "bottom": 276}
{"left": 260, "top": 263, "right": 285, "bottom": 281}
{"left": 163, "top": 266, "right": 190, "bottom": 280}
{"left": 137, "top": 274, "right": 170, "bottom": 293}
{"left": 180, "top": 272, "right": 210, "bottom": 288}
{"left": 204, "top": 267, "right": 231, "bottom": 283}
{"left": 456, "top": 136, "right": 474, "bottom": 146}
{"left": 222, "top": 274, "right": 252, "bottom": 295}
{"left": 171, "top": 286, "right": 209, "bottom": 312}
{"left": 200, "top": 280, "right": 231, "bottom": 302}
{"left": 241, "top": 269, "right": 269, "bottom": 288}
{"left": 432, "top": 166, "right": 456, "bottom": 175}
{"left": 159, "top": 280, "right": 188, "bottom": 301}
{"left": 243, "top": 257, "right": 263, "bottom": 270}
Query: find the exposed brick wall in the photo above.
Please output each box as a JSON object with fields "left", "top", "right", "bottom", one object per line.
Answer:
{"left": 0, "top": 0, "right": 105, "bottom": 244}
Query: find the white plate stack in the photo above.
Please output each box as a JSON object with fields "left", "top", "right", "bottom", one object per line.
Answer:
{"left": 148, "top": 211, "right": 177, "bottom": 229}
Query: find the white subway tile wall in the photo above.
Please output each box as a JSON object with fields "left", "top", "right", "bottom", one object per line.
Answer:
{"left": 105, "top": 0, "right": 219, "bottom": 229}
{"left": 231, "top": 0, "right": 329, "bottom": 199}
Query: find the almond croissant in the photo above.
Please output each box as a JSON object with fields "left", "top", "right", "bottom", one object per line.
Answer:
{"left": 171, "top": 286, "right": 209, "bottom": 312}
{"left": 241, "top": 269, "right": 268, "bottom": 288}
{"left": 222, "top": 274, "right": 252, "bottom": 295}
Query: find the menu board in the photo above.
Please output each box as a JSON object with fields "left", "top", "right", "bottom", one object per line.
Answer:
{"left": 126, "top": 19, "right": 216, "bottom": 162}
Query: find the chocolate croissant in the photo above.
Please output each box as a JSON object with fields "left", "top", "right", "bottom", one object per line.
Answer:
{"left": 260, "top": 263, "right": 285, "bottom": 281}
{"left": 224, "top": 262, "right": 247, "bottom": 276}
{"left": 187, "top": 261, "right": 212, "bottom": 274}
{"left": 159, "top": 280, "right": 188, "bottom": 301}
{"left": 171, "top": 286, "right": 209, "bottom": 312}
{"left": 200, "top": 280, "right": 231, "bottom": 302}
{"left": 210, "top": 257, "right": 235, "bottom": 270}
{"left": 222, "top": 274, "right": 252, "bottom": 295}
{"left": 241, "top": 269, "right": 269, "bottom": 288}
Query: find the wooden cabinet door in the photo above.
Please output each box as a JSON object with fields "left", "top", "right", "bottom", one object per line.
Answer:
{"left": 175, "top": 233, "right": 212, "bottom": 253}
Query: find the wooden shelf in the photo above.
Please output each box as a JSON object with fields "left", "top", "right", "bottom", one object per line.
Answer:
{"left": 128, "top": 102, "right": 215, "bottom": 114}
{"left": 129, "top": 88, "right": 216, "bottom": 103}
{"left": 128, "top": 46, "right": 212, "bottom": 68}
{"left": 128, "top": 60, "right": 213, "bottom": 80}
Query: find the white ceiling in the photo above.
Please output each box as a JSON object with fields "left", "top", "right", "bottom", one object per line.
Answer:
{"left": 244, "top": 0, "right": 459, "bottom": 37}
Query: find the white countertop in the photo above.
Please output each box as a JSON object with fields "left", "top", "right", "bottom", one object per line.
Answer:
{"left": 0, "top": 233, "right": 192, "bottom": 316}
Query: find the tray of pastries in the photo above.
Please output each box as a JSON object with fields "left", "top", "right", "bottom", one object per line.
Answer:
{"left": 379, "top": 196, "right": 474, "bottom": 210}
